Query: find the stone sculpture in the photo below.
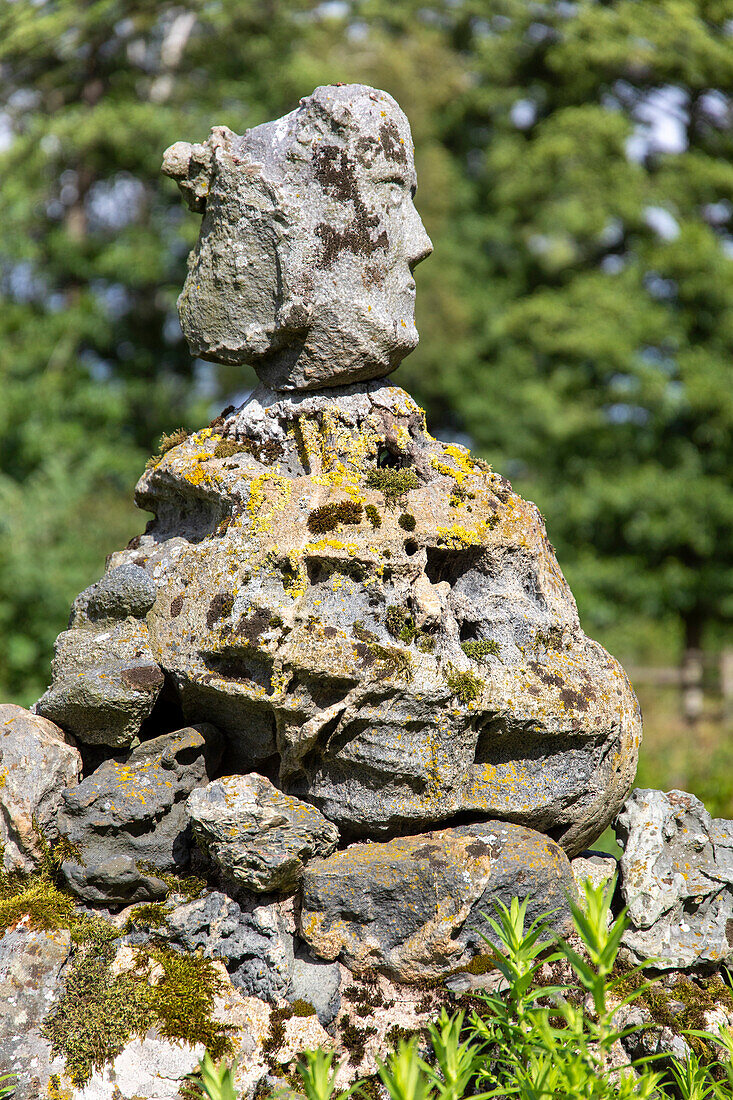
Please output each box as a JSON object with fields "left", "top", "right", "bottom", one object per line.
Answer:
{"left": 161, "top": 84, "right": 432, "bottom": 390}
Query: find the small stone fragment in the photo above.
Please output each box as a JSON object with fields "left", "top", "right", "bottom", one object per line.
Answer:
{"left": 616, "top": 787, "right": 733, "bottom": 969}
{"left": 57, "top": 724, "right": 222, "bottom": 904}
{"left": 571, "top": 849, "right": 618, "bottom": 897}
{"left": 36, "top": 617, "right": 164, "bottom": 748}
{"left": 70, "top": 563, "right": 157, "bottom": 625}
{"left": 299, "top": 821, "right": 576, "bottom": 982}
{"left": 0, "top": 704, "right": 81, "bottom": 873}
{"left": 187, "top": 774, "right": 339, "bottom": 893}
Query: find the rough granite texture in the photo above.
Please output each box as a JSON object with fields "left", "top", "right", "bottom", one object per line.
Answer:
{"left": 187, "top": 773, "right": 339, "bottom": 892}
{"left": 161, "top": 889, "right": 295, "bottom": 1000}
{"left": 299, "top": 820, "right": 577, "bottom": 982}
{"left": 104, "top": 382, "right": 641, "bottom": 858}
{"left": 36, "top": 571, "right": 164, "bottom": 747}
{"left": 56, "top": 724, "right": 222, "bottom": 904}
{"left": 163, "top": 84, "right": 433, "bottom": 391}
{"left": 0, "top": 704, "right": 81, "bottom": 873}
{"left": 0, "top": 927, "right": 72, "bottom": 1099}
{"left": 616, "top": 788, "right": 733, "bottom": 969}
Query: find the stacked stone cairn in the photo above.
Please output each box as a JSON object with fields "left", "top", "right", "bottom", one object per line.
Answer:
{"left": 3, "top": 85, "right": 733, "bottom": 1098}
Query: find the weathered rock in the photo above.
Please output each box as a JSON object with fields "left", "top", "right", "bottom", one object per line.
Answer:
{"left": 287, "top": 945, "right": 342, "bottom": 1025}
{"left": 571, "top": 849, "right": 618, "bottom": 897}
{"left": 163, "top": 85, "right": 432, "bottom": 392}
{"left": 0, "top": 927, "right": 72, "bottom": 1099}
{"left": 73, "top": 1032, "right": 205, "bottom": 1100}
{"left": 299, "top": 821, "right": 576, "bottom": 982}
{"left": 36, "top": 616, "right": 164, "bottom": 748}
{"left": 187, "top": 773, "right": 339, "bottom": 892}
{"left": 0, "top": 704, "right": 81, "bottom": 873}
{"left": 616, "top": 788, "right": 733, "bottom": 969}
{"left": 162, "top": 889, "right": 295, "bottom": 1001}
{"left": 57, "top": 725, "right": 222, "bottom": 904}
{"left": 70, "top": 563, "right": 157, "bottom": 625}
{"left": 105, "top": 379, "right": 640, "bottom": 857}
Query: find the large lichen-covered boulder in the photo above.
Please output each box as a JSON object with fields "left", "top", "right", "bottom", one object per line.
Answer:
{"left": 298, "top": 821, "right": 576, "bottom": 982}
{"left": 0, "top": 705, "right": 81, "bottom": 873}
{"left": 106, "top": 381, "right": 640, "bottom": 857}
{"left": 57, "top": 724, "right": 222, "bottom": 904}
{"left": 36, "top": 564, "right": 163, "bottom": 749}
{"left": 616, "top": 788, "right": 733, "bottom": 969}
{"left": 187, "top": 773, "right": 339, "bottom": 892}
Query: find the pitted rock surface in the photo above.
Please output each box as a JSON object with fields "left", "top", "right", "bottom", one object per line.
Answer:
{"left": 616, "top": 788, "right": 733, "bottom": 969}
{"left": 0, "top": 704, "right": 81, "bottom": 873}
{"left": 104, "top": 381, "right": 640, "bottom": 857}
{"left": 57, "top": 724, "right": 222, "bottom": 904}
{"left": 187, "top": 773, "right": 339, "bottom": 892}
{"left": 298, "top": 821, "right": 576, "bottom": 982}
{"left": 0, "top": 927, "right": 72, "bottom": 1098}
{"left": 162, "top": 889, "right": 295, "bottom": 1001}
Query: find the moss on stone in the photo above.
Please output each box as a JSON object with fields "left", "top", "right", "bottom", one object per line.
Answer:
{"left": 415, "top": 632, "right": 436, "bottom": 653}
{"left": 43, "top": 934, "right": 155, "bottom": 1086}
{"left": 0, "top": 870, "right": 115, "bottom": 945}
{"left": 364, "top": 504, "right": 382, "bottom": 528}
{"left": 365, "top": 467, "right": 418, "bottom": 502}
{"left": 307, "top": 500, "right": 363, "bottom": 533}
{"left": 214, "top": 439, "right": 251, "bottom": 459}
{"left": 289, "top": 999, "right": 317, "bottom": 1017}
{"left": 445, "top": 665, "right": 483, "bottom": 705}
{"left": 123, "top": 903, "right": 169, "bottom": 933}
{"left": 461, "top": 639, "right": 500, "bottom": 661}
{"left": 43, "top": 938, "right": 232, "bottom": 1086}
{"left": 398, "top": 512, "right": 416, "bottom": 531}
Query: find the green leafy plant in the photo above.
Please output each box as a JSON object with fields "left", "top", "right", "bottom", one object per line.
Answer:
{"left": 0, "top": 1074, "right": 16, "bottom": 1099}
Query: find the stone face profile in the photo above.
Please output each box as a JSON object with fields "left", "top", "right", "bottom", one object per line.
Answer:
{"left": 162, "top": 84, "right": 432, "bottom": 391}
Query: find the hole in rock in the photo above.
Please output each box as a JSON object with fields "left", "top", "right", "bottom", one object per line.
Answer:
{"left": 404, "top": 539, "right": 419, "bottom": 556}
{"left": 459, "top": 621, "right": 482, "bottom": 643}
{"left": 425, "top": 546, "right": 484, "bottom": 587}
{"left": 377, "top": 444, "right": 403, "bottom": 469}
{"left": 139, "top": 671, "right": 185, "bottom": 740}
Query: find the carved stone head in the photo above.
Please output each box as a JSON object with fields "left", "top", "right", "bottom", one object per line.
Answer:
{"left": 163, "top": 84, "right": 433, "bottom": 391}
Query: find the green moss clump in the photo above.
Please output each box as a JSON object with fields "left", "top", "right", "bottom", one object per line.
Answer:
{"left": 289, "top": 999, "right": 316, "bottom": 1017}
{"left": 44, "top": 938, "right": 232, "bottom": 1087}
{"left": 338, "top": 1013, "right": 377, "bottom": 1067}
{"left": 214, "top": 439, "right": 251, "bottom": 459}
{"left": 398, "top": 512, "right": 416, "bottom": 531}
{"left": 307, "top": 500, "right": 363, "bottom": 533}
{"left": 0, "top": 870, "right": 115, "bottom": 945}
{"left": 43, "top": 935, "right": 155, "bottom": 1086}
{"left": 461, "top": 639, "right": 500, "bottom": 661}
{"left": 263, "top": 1005, "right": 293, "bottom": 1059}
{"left": 123, "top": 903, "right": 169, "bottom": 933}
{"left": 147, "top": 947, "right": 233, "bottom": 1059}
{"left": 445, "top": 665, "right": 483, "bottom": 705}
{"left": 160, "top": 428, "right": 188, "bottom": 453}
{"left": 365, "top": 642, "right": 413, "bottom": 682}
{"left": 365, "top": 504, "right": 382, "bottom": 528}
{"left": 366, "top": 467, "right": 419, "bottom": 502}
{"left": 145, "top": 428, "right": 188, "bottom": 470}
{"left": 353, "top": 621, "right": 378, "bottom": 644}
{"left": 415, "top": 632, "right": 436, "bottom": 653}
{"left": 386, "top": 605, "right": 414, "bottom": 642}
{"left": 454, "top": 952, "right": 497, "bottom": 977}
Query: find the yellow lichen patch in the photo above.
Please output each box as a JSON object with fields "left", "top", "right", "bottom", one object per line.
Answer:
{"left": 430, "top": 444, "right": 478, "bottom": 486}
{"left": 246, "top": 472, "right": 293, "bottom": 535}
{"left": 436, "top": 523, "right": 486, "bottom": 549}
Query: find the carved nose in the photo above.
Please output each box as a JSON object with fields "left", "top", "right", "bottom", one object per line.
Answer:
{"left": 408, "top": 214, "right": 433, "bottom": 268}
